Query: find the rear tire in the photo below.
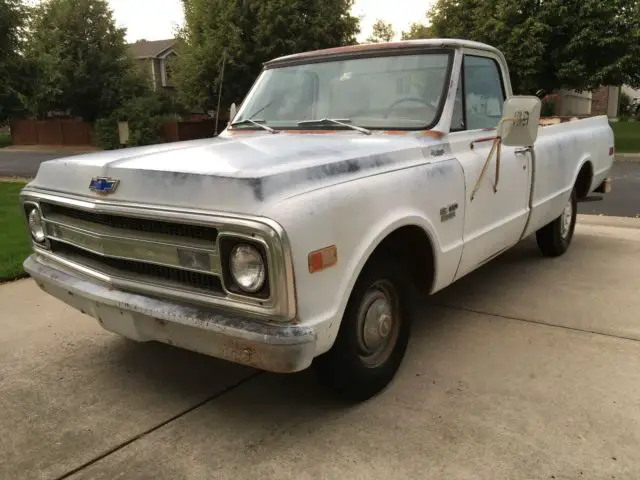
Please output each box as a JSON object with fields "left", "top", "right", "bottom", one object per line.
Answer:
{"left": 536, "top": 187, "right": 577, "bottom": 257}
{"left": 313, "top": 256, "right": 412, "bottom": 402}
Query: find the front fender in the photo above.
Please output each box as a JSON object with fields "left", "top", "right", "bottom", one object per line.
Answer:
{"left": 336, "top": 209, "right": 441, "bottom": 314}
{"left": 268, "top": 159, "right": 465, "bottom": 356}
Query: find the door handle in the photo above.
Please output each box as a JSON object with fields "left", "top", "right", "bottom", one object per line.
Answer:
{"left": 515, "top": 147, "right": 532, "bottom": 155}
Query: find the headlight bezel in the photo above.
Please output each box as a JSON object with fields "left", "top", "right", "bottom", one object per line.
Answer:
{"left": 219, "top": 234, "right": 271, "bottom": 299}
{"left": 23, "top": 201, "right": 49, "bottom": 246}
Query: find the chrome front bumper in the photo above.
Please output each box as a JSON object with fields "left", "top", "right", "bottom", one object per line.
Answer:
{"left": 24, "top": 254, "right": 316, "bottom": 373}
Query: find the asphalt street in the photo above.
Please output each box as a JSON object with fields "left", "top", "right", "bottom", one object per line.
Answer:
{"left": 577, "top": 161, "right": 640, "bottom": 218}
{"left": 1, "top": 149, "right": 638, "bottom": 217}
{"left": 0, "top": 151, "right": 76, "bottom": 178}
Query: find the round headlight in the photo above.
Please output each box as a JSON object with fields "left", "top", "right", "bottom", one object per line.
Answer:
{"left": 229, "top": 244, "right": 266, "bottom": 293}
{"left": 28, "top": 208, "right": 46, "bottom": 243}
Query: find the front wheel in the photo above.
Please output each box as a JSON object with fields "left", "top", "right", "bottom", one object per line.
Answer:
{"left": 536, "top": 187, "right": 577, "bottom": 257}
{"left": 313, "top": 256, "right": 412, "bottom": 402}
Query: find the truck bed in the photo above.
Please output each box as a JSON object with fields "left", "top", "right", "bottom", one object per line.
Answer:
{"left": 523, "top": 115, "right": 615, "bottom": 237}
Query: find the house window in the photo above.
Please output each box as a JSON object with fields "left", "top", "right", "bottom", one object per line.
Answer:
{"left": 163, "top": 54, "right": 176, "bottom": 87}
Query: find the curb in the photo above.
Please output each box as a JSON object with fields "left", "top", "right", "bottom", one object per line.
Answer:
{"left": 577, "top": 214, "right": 640, "bottom": 229}
{"left": 0, "top": 176, "right": 32, "bottom": 183}
{"left": 615, "top": 153, "right": 640, "bottom": 162}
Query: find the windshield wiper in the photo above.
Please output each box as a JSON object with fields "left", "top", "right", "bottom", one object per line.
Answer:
{"left": 230, "top": 118, "right": 278, "bottom": 134}
{"left": 297, "top": 118, "right": 372, "bottom": 135}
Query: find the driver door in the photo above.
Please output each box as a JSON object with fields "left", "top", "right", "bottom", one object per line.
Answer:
{"left": 449, "top": 53, "right": 531, "bottom": 280}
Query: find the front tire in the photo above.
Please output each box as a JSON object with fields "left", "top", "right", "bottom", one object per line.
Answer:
{"left": 313, "top": 256, "right": 412, "bottom": 402}
{"left": 536, "top": 187, "right": 577, "bottom": 257}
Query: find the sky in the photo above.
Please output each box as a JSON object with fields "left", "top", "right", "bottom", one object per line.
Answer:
{"left": 107, "top": 0, "right": 434, "bottom": 44}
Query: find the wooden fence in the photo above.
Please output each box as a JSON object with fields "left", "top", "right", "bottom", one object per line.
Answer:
{"left": 161, "top": 117, "right": 229, "bottom": 143}
{"left": 10, "top": 120, "right": 93, "bottom": 146}
{"left": 10, "top": 116, "right": 230, "bottom": 147}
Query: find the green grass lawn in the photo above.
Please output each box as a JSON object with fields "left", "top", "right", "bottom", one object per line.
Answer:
{"left": 611, "top": 121, "right": 640, "bottom": 153}
{"left": 0, "top": 132, "right": 12, "bottom": 148}
{"left": 0, "top": 182, "right": 31, "bottom": 282}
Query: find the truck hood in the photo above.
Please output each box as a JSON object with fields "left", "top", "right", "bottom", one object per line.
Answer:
{"left": 29, "top": 132, "right": 433, "bottom": 213}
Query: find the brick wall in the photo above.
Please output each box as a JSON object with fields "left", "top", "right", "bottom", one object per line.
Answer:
{"left": 591, "top": 87, "right": 610, "bottom": 116}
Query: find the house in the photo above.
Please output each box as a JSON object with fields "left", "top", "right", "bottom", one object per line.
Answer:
{"left": 549, "top": 87, "right": 621, "bottom": 118}
{"left": 128, "top": 39, "right": 178, "bottom": 92}
{"left": 591, "top": 86, "right": 621, "bottom": 118}
{"left": 622, "top": 85, "right": 640, "bottom": 102}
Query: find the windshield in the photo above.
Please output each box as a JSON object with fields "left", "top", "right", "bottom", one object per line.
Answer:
{"left": 233, "top": 51, "right": 453, "bottom": 131}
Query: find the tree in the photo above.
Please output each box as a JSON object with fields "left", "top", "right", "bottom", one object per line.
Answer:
{"left": 174, "top": 0, "right": 361, "bottom": 113}
{"left": 366, "top": 19, "right": 394, "bottom": 43}
{"left": 401, "top": 22, "right": 433, "bottom": 40}
{"left": 407, "top": 0, "right": 640, "bottom": 94}
{"left": 23, "top": 0, "right": 146, "bottom": 120}
{"left": 0, "top": 0, "right": 30, "bottom": 123}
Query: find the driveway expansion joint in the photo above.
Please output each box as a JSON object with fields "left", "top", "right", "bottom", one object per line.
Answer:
{"left": 53, "top": 371, "right": 262, "bottom": 480}
{"left": 437, "top": 303, "right": 640, "bottom": 344}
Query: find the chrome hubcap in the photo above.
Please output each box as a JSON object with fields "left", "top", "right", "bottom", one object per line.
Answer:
{"left": 560, "top": 198, "right": 573, "bottom": 238}
{"left": 357, "top": 280, "right": 400, "bottom": 368}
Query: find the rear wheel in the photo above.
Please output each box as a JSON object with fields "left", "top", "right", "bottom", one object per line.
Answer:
{"left": 536, "top": 187, "right": 577, "bottom": 257}
{"left": 313, "top": 256, "right": 412, "bottom": 402}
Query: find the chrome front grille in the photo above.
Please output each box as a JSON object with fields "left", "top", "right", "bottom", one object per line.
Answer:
{"left": 21, "top": 190, "right": 297, "bottom": 320}
{"left": 41, "top": 203, "right": 218, "bottom": 242}
{"left": 50, "top": 240, "right": 224, "bottom": 295}
{"left": 39, "top": 201, "right": 224, "bottom": 296}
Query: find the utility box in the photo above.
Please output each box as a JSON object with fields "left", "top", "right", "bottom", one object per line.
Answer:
{"left": 118, "top": 121, "right": 130, "bottom": 146}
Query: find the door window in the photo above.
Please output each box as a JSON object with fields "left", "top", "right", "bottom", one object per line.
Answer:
{"left": 453, "top": 55, "right": 506, "bottom": 131}
{"left": 464, "top": 55, "right": 505, "bottom": 129}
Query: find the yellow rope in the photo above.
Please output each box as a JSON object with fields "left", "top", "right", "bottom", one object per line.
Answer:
{"left": 470, "top": 116, "right": 519, "bottom": 202}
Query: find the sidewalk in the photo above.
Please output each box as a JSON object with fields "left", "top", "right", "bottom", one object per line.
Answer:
{"left": 616, "top": 152, "right": 640, "bottom": 162}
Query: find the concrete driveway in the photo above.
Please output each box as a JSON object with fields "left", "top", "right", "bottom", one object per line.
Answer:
{"left": 1, "top": 215, "right": 640, "bottom": 480}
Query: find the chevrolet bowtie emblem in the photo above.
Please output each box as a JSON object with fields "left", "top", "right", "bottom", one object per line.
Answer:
{"left": 89, "top": 177, "right": 120, "bottom": 194}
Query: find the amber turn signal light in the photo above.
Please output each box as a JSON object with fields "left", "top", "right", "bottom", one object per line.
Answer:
{"left": 308, "top": 245, "right": 338, "bottom": 273}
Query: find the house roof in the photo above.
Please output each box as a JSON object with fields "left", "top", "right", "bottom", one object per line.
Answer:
{"left": 128, "top": 39, "right": 177, "bottom": 59}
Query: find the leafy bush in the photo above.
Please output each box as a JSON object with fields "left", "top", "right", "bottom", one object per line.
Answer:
{"left": 541, "top": 93, "right": 559, "bottom": 117}
{"left": 619, "top": 92, "right": 631, "bottom": 115}
{"left": 93, "top": 90, "right": 184, "bottom": 150}
{"left": 0, "top": 132, "right": 12, "bottom": 148}
{"left": 93, "top": 116, "right": 120, "bottom": 150}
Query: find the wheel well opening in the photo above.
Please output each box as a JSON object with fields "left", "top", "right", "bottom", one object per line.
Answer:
{"left": 575, "top": 162, "right": 593, "bottom": 199}
{"left": 370, "top": 225, "right": 435, "bottom": 294}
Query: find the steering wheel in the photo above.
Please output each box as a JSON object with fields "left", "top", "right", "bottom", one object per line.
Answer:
{"left": 384, "top": 97, "right": 436, "bottom": 118}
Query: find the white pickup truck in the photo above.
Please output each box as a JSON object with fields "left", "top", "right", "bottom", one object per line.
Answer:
{"left": 21, "top": 39, "right": 614, "bottom": 401}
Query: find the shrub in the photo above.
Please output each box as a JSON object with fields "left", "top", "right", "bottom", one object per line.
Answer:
{"left": 0, "top": 132, "right": 12, "bottom": 148}
{"left": 93, "top": 90, "right": 184, "bottom": 150}
{"left": 619, "top": 92, "right": 632, "bottom": 115}
{"left": 541, "top": 93, "right": 559, "bottom": 117}
{"left": 93, "top": 116, "right": 120, "bottom": 150}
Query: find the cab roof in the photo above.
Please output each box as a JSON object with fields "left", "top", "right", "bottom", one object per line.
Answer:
{"left": 264, "top": 39, "right": 503, "bottom": 69}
